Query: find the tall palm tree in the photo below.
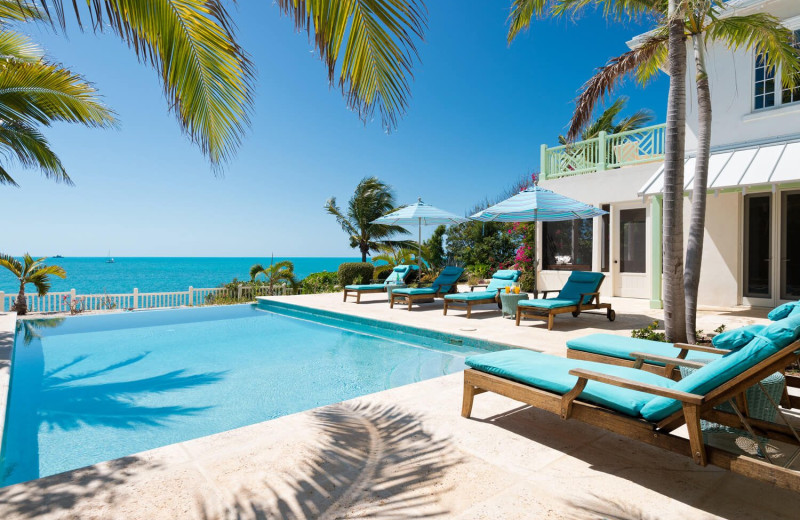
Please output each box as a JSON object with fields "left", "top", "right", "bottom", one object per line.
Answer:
{"left": 0, "top": 253, "right": 66, "bottom": 315}
{"left": 0, "top": 1, "right": 427, "bottom": 171}
{"left": 249, "top": 258, "right": 298, "bottom": 294}
{"left": 558, "top": 0, "right": 798, "bottom": 341}
{"left": 0, "top": 30, "right": 115, "bottom": 186}
{"left": 557, "top": 97, "right": 653, "bottom": 145}
{"left": 325, "top": 177, "right": 412, "bottom": 262}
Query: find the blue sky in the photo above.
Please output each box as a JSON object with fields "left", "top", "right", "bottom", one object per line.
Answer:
{"left": 1, "top": 2, "right": 668, "bottom": 257}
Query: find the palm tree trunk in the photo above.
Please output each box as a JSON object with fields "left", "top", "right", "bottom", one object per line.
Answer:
{"left": 685, "top": 34, "right": 712, "bottom": 344}
{"left": 662, "top": 0, "right": 688, "bottom": 343}
{"left": 360, "top": 244, "right": 368, "bottom": 263}
{"left": 15, "top": 281, "right": 27, "bottom": 315}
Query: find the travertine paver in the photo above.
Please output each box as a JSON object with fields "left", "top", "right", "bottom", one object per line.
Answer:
{"left": 1, "top": 296, "right": 795, "bottom": 520}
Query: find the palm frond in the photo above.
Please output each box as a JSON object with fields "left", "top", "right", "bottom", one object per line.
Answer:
{"left": 0, "top": 59, "right": 116, "bottom": 129}
{"left": 0, "top": 1, "right": 47, "bottom": 24}
{"left": 614, "top": 107, "right": 654, "bottom": 133}
{"left": 507, "top": 0, "right": 550, "bottom": 43}
{"left": 0, "top": 30, "right": 43, "bottom": 62}
{"left": 249, "top": 264, "right": 265, "bottom": 280}
{"left": 553, "top": 0, "right": 666, "bottom": 19}
{"left": 276, "top": 0, "right": 426, "bottom": 132}
{"left": 33, "top": 0, "right": 254, "bottom": 168}
{"left": 0, "top": 253, "right": 22, "bottom": 276}
{"left": 567, "top": 30, "right": 667, "bottom": 141}
{"left": 706, "top": 13, "right": 800, "bottom": 89}
{"left": 0, "top": 120, "right": 70, "bottom": 185}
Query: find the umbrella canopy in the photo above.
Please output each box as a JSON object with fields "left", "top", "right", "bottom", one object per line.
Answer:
{"left": 371, "top": 198, "right": 469, "bottom": 273}
{"left": 470, "top": 185, "right": 607, "bottom": 222}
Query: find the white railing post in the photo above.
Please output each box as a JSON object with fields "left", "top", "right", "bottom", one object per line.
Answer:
{"left": 133, "top": 288, "right": 139, "bottom": 309}
{"left": 188, "top": 286, "right": 193, "bottom": 306}
{"left": 597, "top": 131, "right": 608, "bottom": 171}
{"left": 237, "top": 284, "right": 243, "bottom": 300}
{"left": 0, "top": 291, "right": 4, "bottom": 312}
{"left": 540, "top": 143, "right": 548, "bottom": 180}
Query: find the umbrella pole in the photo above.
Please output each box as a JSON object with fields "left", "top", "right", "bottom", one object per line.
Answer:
{"left": 418, "top": 219, "right": 422, "bottom": 279}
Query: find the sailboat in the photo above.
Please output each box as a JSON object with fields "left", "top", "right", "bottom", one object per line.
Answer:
{"left": 106, "top": 250, "right": 115, "bottom": 264}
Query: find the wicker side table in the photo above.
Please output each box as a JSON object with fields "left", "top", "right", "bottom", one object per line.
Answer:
{"left": 499, "top": 292, "right": 529, "bottom": 319}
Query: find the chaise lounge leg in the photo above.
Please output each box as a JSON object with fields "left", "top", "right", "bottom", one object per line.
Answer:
{"left": 462, "top": 382, "right": 477, "bottom": 418}
{"left": 547, "top": 313, "right": 554, "bottom": 331}
{"left": 683, "top": 404, "right": 707, "bottom": 466}
{"left": 408, "top": 297, "right": 413, "bottom": 311}
{"left": 516, "top": 310, "right": 522, "bottom": 326}
{"left": 343, "top": 290, "right": 348, "bottom": 302}
{"left": 356, "top": 292, "right": 361, "bottom": 304}
{"left": 443, "top": 300, "right": 448, "bottom": 315}
{"left": 390, "top": 295, "right": 395, "bottom": 308}
{"left": 466, "top": 304, "right": 471, "bottom": 319}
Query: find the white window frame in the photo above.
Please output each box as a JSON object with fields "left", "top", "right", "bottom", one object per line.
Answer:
{"left": 753, "top": 17, "right": 800, "bottom": 112}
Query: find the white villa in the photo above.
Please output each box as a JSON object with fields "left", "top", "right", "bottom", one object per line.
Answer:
{"left": 537, "top": 0, "right": 800, "bottom": 310}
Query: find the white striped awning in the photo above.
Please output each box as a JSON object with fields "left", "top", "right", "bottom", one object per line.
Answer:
{"left": 639, "top": 139, "right": 800, "bottom": 195}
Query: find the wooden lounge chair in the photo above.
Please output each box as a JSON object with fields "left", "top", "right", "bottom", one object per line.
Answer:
{"left": 443, "top": 269, "right": 520, "bottom": 318}
{"left": 462, "top": 313, "right": 800, "bottom": 492}
{"left": 390, "top": 266, "right": 464, "bottom": 311}
{"left": 343, "top": 265, "right": 414, "bottom": 303}
{"left": 516, "top": 271, "right": 614, "bottom": 330}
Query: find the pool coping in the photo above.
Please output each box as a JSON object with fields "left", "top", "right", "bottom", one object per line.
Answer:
{"left": 0, "top": 313, "right": 15, "bottom": 455}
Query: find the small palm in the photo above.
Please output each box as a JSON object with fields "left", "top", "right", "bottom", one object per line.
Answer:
{"left": 0, "top": 253, "right": 67, "bottom": 315}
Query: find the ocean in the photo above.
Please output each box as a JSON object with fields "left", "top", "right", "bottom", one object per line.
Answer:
{"left": 0, "top": 257, "right": 360, "bottom": 295}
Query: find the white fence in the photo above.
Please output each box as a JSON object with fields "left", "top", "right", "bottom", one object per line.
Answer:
{"left": 0, "top": 284, "right": 287, "bottom": 313}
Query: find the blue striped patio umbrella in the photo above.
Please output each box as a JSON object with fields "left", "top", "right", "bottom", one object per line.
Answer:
{"left": 470, "top": 185, "right": 606, "bottom": 281}
{"left": 371, "top": 198, "right": 469, "bottom": 273}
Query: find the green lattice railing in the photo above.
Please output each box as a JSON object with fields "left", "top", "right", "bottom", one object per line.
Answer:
{"left": 541, "top": 123, "right": 666, "bottom": 180}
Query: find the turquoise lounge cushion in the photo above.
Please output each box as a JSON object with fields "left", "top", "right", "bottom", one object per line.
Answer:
{"left": 518, "top": 298, "right": 579, "bottom": 310}
{"left": 486, "top": 270, "right": 520, "bottom": 292}
{"left": 444, "top": 290, "right": 497, "bottom": 301}
{"left": 466, "top": 349, "right": 671, "bottom": 417}
{"left": 345, "top": 283, "right": 385, "bottom": 291}
{"left": 384, "top": 265, "right": 412, "bottom": 284}
{"left": 391, "top": 287, "right": 435, "bottom": 296}
{"left": 559, "top": 271, "right": 605, "bottom": 304}
{"left": 712, "top": 324, "right": 766, "bottom": 351}
{"left": 431, "top": 266, "right": 464, "bottom": 293}
{"left": 768, "top": 301, "right": 800, "bottom": 320}
{"left": 641, "top": 314, "right": 800, "bottom": 422}
{"left": 567, "top": 333, "right": 720, "bottom": 365}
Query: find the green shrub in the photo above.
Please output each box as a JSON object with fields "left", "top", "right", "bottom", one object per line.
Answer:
{"left": 338, "top": 262, "right": 375, "bottom": 286}
{"left": 301, "top": 271, "right": 339, "bottom": 294}
{"left": 519, "top": 271, "right": 536, "bottom": 293}
{"left": 631, "top": 321, "right": 667, "bottom": 342}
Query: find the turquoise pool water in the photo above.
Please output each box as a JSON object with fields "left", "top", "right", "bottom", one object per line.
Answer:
{"left": 0, "top": 304, "right": 505, "bottom": 486}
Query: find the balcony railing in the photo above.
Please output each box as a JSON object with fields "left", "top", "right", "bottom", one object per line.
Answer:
{"left": 540, "top": 123, "right": 666, "bottom": 180}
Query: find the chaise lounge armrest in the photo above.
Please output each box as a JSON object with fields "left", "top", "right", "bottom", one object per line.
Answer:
{"left": 577, "top": 291, "right": 600, "bottom": 308}
{"left": 566, "top": 369, "right": 704, "bottom": 405}
{"left": 673, "top": 342, "right": 730, "bottom": 356}
{"left": 540, "top": 290, "right": 559, "bottom": 299}
{"left": 630, "top": 352, "right": 707, "bottom": 370}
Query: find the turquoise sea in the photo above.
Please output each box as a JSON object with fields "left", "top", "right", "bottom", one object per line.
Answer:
{"left": 0, "top": 257, "right": 359, "bottom": 295}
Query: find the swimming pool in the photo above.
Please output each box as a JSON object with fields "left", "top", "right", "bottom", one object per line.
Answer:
{"left": 0, "top": 302, "right": 507, "bottom": 486}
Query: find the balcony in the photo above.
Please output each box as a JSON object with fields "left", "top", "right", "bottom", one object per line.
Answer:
{"left": 540, "top": 123, "right": 666, "bottom": 180}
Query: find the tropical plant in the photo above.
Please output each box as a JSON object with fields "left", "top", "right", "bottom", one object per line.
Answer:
{"left": 250, "top": 259, "right": 298, "bottom": 293}
{"left": 551, "top": 0, "right": 798, "bottom": 342}
{"left": 337, "top": 262, "right": 376, "bottom": 286}
{"left": 325, "top": 177, "right": 412, "bottom": 261}
{"left": 300, "top": 271, "right": 339, "bottom": 294}
{"left": 557, "top": 96, "right": 652, "bottom": 145}
{"left": 423, "top": 224, "right": 447, "bottom": 269}
{"left": 0, "top": 30, "right": 115, "bottom": 185}
{"left": 371, "top": 243, "right": 422, "bottom": 279}
{"left": 0, "top": 253, "right": 66, "bottom": 315}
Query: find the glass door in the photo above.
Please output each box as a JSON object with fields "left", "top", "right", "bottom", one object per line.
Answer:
{"left": 620, "top": 208, "right": 646, "bottom": 273}
{"left": 781, "top": 191, "right": 800, "bottom": 301}
{"left": 744, "top": 194, "right": 772, "bottom": 299}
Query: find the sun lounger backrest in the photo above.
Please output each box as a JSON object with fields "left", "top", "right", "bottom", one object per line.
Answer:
{"left": 385, "top": 265, "right": 412, "bottom": 285}
{"left": 640, "top": 314, "right": 800, "bottom": 421}
{"left": 486, "top": 270, "right": 521, "bottom": 292}
{"left": 767, "top": 300, "right": 800, "bottom": 320}
{"left": 432, "top": 266, "right": 464, "bottom": 293}
{"left": 558, "top": 271, "right": 604, "bottom": 304}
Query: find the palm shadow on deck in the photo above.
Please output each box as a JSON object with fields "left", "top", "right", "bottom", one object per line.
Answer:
{"left": 195, "top": 402, "right": 462, "bottom": 519}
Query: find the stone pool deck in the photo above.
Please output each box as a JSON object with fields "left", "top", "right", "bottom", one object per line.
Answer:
{"left": 1, "top": 295, "right": 798, "bottom": 519}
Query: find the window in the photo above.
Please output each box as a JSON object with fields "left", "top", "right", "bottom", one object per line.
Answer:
{"left": 543, "top": 219, "right": 593, "bottom": 271}
{"left": 782, "top": 30, "right": 800, "bottom": 105}
{"left": 600, "top": 204, "right": 610, "bottom": 273}
{"left": 755, "top": 29, "right": 800, "bottom": 110}
{"left": 619, "top": 208, "right": 646, "bottom": 273}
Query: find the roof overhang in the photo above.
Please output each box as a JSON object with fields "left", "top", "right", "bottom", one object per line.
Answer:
{"left": 638, "top": 137, "right": 800, "bottom": 196}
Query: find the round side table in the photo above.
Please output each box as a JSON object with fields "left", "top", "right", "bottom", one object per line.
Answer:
{"left": 499, "top": 292, "right": 529, "bottom": 319}
{"left": 386, "top": 283, "right": 407, "bottom": 302}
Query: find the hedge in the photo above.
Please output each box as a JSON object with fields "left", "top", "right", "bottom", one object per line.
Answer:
{"left": 337, "top": 262, "right": 375, "bottom": 286}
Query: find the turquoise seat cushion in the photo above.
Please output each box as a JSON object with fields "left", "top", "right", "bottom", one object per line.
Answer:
{"left": 641, "top": 314, "right": 800, "bottom": 422}
{"left": 391, "top": 287, "right": 436, "bottom": 296}
{"left": 444, "top": 290, "right": 497, "bottom": 301}
{"left": 567, "top": 333, "right": 719, "bottom": 365}
{"left": 768, "top": 301, "right": 800, "bottom": 320}
{"left": 712, "top": 324, "right": 766, "bottom": 351}
{"left": 558, "top": 271, "right": 605, "bottom": 304}
{"left": 518, "top": 298, "right": 579, "bottom": 310}
{"left": 345, "top": 283, "right": 386, "bottom": 291}
{"left": 486, "top": 270, "right": 521, "bottom": 292}
{"left": 466, "top": 349, "right": 671, "bottom": 417}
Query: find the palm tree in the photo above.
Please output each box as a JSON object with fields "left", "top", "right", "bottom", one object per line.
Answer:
{"left": 556, "top": 0, "right": 798, "bottom": 341}
{"left": 0, "top": 1, "right": 427, "bottom": 170}
{"left": 325, "top": 177, "right": 412, "bottom": 262}
{"left": 0, "top": 30, "right": 115, "bottom": 186}
{"left": 249, "top": 258, "right": 297, "bottom": 294}
{"left": 557, "top": 97, "right": 653, "bottom": 145}
{"left": 371, "top": 243, "right": 422, "bottom": 278}
{"left": 0, "top": 253, "right": 66, "bottom": 315}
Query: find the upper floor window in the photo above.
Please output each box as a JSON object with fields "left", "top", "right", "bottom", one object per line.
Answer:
{"left": 755, "top": 29, "right": 800, "bottom": 110}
